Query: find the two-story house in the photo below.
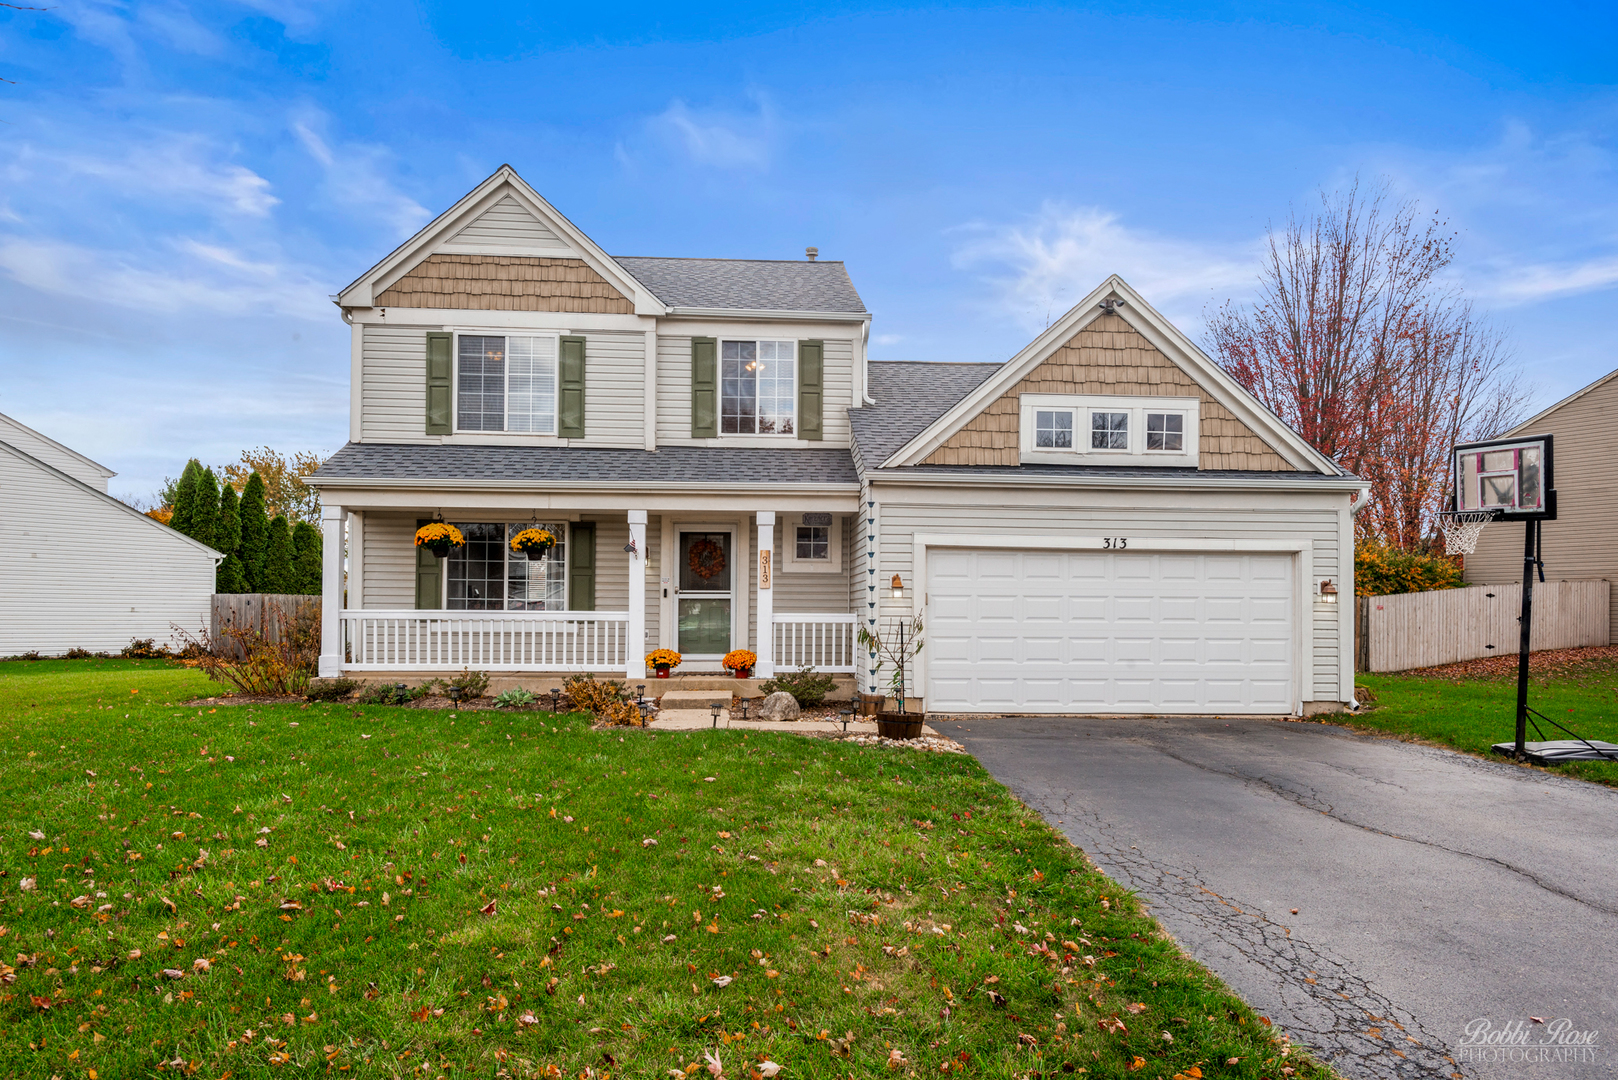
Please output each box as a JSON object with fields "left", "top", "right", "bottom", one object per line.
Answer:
{"left": 311, "top": 165, "right": 1366, "bottom": 716}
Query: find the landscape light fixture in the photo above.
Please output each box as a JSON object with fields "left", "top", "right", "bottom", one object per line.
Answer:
{"left": 891, "top": 574, "right": 904, "bottom": 599}
{"left": 636, "top": 684, "right": 646, "bottom": 704}
{"left": 1320, "top": 580, "right": 1339, "bottom": 604}
{"left": 549, "top": 688, "right": 561, "bottom": 714}
{"left": 448, "top": 685, "right": 463, "bottom": 704}
{"left": 710, "top": 704, "right": 722, "bottom": 729}
{"left": 738, "top": 697, "right": 751, "bottom": 722}
{"left": 840, "top": 707, "right": 853, "bottom": 734}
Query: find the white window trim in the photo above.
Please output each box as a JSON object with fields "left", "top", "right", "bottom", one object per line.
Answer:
{"left": 719, "top": 338, "right": 798, "bottom": 439}
{"left": 783, "top": 513, "right": 842, "bottom": 573}
{"left": 452, "top": 331, "right": 562, "bottom": 438}
{"left": 1019, "top": 393, "right": 1200, "bottom": 467}
{"left": 443, "top": 521, "right": 570, "bottom": 611}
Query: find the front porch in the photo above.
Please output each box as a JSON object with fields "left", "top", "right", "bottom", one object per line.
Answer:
{"left": 317, "top": 502, "right": 859, "bottom": 682}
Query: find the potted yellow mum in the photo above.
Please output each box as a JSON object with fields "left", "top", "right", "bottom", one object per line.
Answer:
{"left": 414, "top": 522, "right": 465, "bottom": 559}
{"left": 646, "top": 649, "right": 681, "bottom": 678}
{"left": 510, "top": 527, "right": 557, "bottom": 561}
{"left": 722, "top": 649, "right": 757, "bottom": 679}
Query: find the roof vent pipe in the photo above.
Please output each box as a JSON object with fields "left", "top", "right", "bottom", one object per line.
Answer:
{"left": 805, "top": 247, "right": 818, "bottom": 262}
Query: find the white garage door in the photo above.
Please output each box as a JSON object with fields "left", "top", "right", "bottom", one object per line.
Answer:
{"left": 926, "top": 548, "right": 1294, "bottom": 713}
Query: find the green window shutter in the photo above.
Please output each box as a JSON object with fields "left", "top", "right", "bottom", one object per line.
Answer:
{"left": 559, "top": 335, "right": 586, "bottom": 439}
{"left": 568, "top": 523, "right": 596, "bottom": 611}
{"left": 425, "top": 332, "right": 453, "bottom": 434}
{"left": 414, "top": 519, "right": 442, "bottom": 609}
{"left": 691, "top": 337, "right": 718, "bottom": 438}
{"left": 798, "top": 339, "right": 824, "bottom": 442}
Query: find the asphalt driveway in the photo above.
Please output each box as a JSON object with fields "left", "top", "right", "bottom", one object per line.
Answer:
{"left": 932, "top": 715, "right": 1618, "bottom": 1080}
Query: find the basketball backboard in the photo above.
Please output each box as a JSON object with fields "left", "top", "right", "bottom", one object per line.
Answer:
{"left": 1452, "top": 434, "right": 1556, "bottom": 520}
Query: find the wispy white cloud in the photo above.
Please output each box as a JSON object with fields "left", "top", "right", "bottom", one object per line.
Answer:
{"left": 0, "top": 235, "right": 330, "bottom": 320}
{"left": 292, "top": 112, "right": 430, "bottom": 236}
{"left": 951, "top": 202, "right": 1258, "bottom": 331}
{"left": 874, "top": 333, "right": 904, "bottom": 346}
{"left": 15, "top": 137, "right": 280, "bottom": 218}
{"left": 645, "top": 93, "right": 778, "bottom": 170}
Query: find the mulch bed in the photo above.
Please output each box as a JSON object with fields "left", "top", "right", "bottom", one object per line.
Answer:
{"left": 1402, "top": 645, "right": 1618, "bottom": 681}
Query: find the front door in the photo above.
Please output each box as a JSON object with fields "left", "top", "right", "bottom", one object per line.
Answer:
{"left": 677, "top": 530, "right": 733, "bottom": 658}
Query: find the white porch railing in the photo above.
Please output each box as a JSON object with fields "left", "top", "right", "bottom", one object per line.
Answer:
{"left": 772, "top": 613, "right": 858, "bottom": 673}
{"left": 344, "top": 610, "right": 629, "bottom": 671}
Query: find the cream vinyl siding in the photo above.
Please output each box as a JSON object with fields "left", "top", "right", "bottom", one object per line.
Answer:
{"left": 361, "top": 323, "right": 433, "bottom": 443}
{"left": 771, "top": 519, "right": 854, "bottom": 614}
{"left": 0, "top": 444, "right": 217, "bottom": 655}
{"left": 580, "top": 332, "right": 647, "bottom": 448}
{"left": 1464, "top": 375, "right": 1618, "bottom": 643}
{"left": 643, "top": 516, "right": 662, "bottom": 652}
{"left": 443, "top": 195, "right": 567, "bottom": 251}
{"left": 360, "top": 326, "right": 643, "bottom": 447}
{"left": 361, "top": 514, "right": 419, "bottom": 609}
{"left": 588, "top": 515, "right": 631, "bottom": 614}
{"left": 871, "top": 489, "right": 1345, "bottom": 704}
{"left": 0, "top": 415, "right": 113, "bottom": 491}
{"left": 655, "top": 334, "right": 856, "bottom": 447}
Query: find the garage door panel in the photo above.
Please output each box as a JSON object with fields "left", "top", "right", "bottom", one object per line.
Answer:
{"left": 926, "top": 548, "right": 1295, "bottom": 713}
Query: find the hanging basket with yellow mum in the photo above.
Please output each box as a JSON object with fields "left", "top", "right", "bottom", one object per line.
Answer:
{"left": 510, "top": 527, "right": 557, "bottom": 561}
{"left": 414, "top": 522, "right": 465, "bottom": 559}
{"left": 646, "top": 649, "right": 682, "bottom": 677}
{"left": 722, "top": 649, "right": 757, "bottom": 677}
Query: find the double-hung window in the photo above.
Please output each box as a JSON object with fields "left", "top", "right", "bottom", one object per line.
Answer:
{"left": 446, "top": 522, "right": 568, "bottom": 610}
{"left": 721, "top": 340, "right": 796, "bottom": 435}
{"left": 457, "top": 335, "right": 558, "bottom": 434}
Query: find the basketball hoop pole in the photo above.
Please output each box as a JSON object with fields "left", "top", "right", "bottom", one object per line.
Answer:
{"left": 1514, "top": 518, "right": 1539, "bottom": 761}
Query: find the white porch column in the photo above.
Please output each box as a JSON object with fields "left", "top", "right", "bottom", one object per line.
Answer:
{"left": 626, "top": 510, "right": 647, "bottom": 680}
{"left": 318, "top": 503, "right": 345, "bottom": 678}
{"left": 755, "top": 511, "right": 775, "bottom": 678}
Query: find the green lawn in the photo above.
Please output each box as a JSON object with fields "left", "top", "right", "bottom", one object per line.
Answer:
{"left": 1353, "top": 658, "right": 1618, "bottom": 786}
{"left": 0, "top": 659, "right": 1323, "bottom": 1080}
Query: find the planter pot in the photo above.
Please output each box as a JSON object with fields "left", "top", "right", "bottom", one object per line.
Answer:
{"left": 426, "top": 541, "right": 453, "bottom": 559}
{"left": 654, "top": 665, "right": 671, "bottom": 679}
{"left": 731, "top": 668, "right": 753, "bottom": 679}
{"left": 875, "top": 712, "right": 923, "bottom": 740}
{"left": 856, "top": 693, "right": 884, "bottom": 717}
{"left": 522, "top": 547, "right": 551, "bottom": 561}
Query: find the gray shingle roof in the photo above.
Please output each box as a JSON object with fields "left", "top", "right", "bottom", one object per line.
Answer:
{"left": 849, "top": 361, "right": 1002, "bottom": 470}
{"left": 312, "top": 443, "right": 859, "bottom": 486}
{"left": 614, "top": 257, "right": 866, "bottom": 313}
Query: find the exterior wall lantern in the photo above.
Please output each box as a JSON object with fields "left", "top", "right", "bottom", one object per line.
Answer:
{"left": 1320, "top": 579, "right": 1339, "bottom": 604}
{"left": 891, "top": 574, "right": 904, "bottom": 599}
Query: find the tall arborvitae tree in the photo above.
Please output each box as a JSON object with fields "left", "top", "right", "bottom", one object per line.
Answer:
{"left": 291, "top": 521, "right": 322, "bottom": 595}
{"left": 169, "top": 460, "right": 201, "bottom": 537}
{"left": 190, "top": 467, "right": 220, "bottom": 551}
{"left": 215, "top": 484, "right": 246, "bottom": 593}
{"left": 238, "top": 472, "right": 270, "bottom": 591}
{"left": 263, "top": 515, "right": 294, "bottom": 594}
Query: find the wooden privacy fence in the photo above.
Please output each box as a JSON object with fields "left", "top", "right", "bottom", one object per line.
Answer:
{"left": 211, "top": 594, "right": 320, "bottom": 658}
{"left": 1356, "top": 580, "right": 1610, "bottom": 673}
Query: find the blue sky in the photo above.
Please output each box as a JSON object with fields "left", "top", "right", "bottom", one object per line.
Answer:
{"left": 1, "top": 1, "right": 1614, "bottom": 498}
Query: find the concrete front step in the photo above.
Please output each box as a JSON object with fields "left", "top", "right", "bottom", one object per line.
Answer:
{"left": 657, "top": 689, "right": 735, "bottom": 709}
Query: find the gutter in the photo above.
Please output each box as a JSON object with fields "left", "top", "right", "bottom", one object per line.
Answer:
{"left": 664, "top": 307, "right": 870, "bottom": 322}
{"left": 866, "top": 469, "right": 1371, "bottom": 495}
{"left": 309, "top": 477, "right": 862, "bottom": 494}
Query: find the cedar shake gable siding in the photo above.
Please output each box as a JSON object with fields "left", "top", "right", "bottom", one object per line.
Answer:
{"left": 376, "top": 254, "right": 634, "bottom": 314}
{"left": 923, "top": 313, "right": 1295, "bottom": 471}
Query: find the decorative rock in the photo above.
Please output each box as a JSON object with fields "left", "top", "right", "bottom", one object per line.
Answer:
{"left": 757, "top": 691, "right": 800, "bottom": 722}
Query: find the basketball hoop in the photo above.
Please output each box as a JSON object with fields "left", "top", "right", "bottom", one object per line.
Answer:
{"left": 1437, "top": 510, "right": 1496, "bottom": 555}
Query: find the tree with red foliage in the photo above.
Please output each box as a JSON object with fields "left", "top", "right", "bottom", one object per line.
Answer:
{"left": 1207, "top": 180, "right": 1526, "bottom": 550}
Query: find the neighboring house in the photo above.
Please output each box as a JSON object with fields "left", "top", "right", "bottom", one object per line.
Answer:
{"left": 310, "top": 165, "right": 1366, "bottom": 715}
{"left": 0, "top": 413, "right": 220, "bottom": 656}
{"left": 1464, "top": 367, "right": 1618, "bottom": 644}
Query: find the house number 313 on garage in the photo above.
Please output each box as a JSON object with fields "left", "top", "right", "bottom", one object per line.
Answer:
{"left": 1102, "top": 537, "right": 1129, "bottom": 549}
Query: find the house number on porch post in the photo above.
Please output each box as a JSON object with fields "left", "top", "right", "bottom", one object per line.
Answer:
{"left": 759, "top": 549, "right": 772, "bottom": 589}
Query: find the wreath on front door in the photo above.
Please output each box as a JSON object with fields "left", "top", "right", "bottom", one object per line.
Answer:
{"left": 687, "top": 538, "right": 727, "bottom": 581}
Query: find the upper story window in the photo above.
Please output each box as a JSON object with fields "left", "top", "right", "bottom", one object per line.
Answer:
{"left": 1019, "top": 394, "right": 1200, "bottom": 467}
{"left": 457, "top": 334, "right": 558, "bottom": 434}
{"left": 1035, "top": 410, "right": 1073, "bottom": 449}
{"left": 1146, "top": 411, "right": 1184, "bottom": 451}
{"left": 1089, "top": 411, "right": 1129, "bottom": 450}
{"left": 722, "top": 340, "right": 795, "bottom": 435}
